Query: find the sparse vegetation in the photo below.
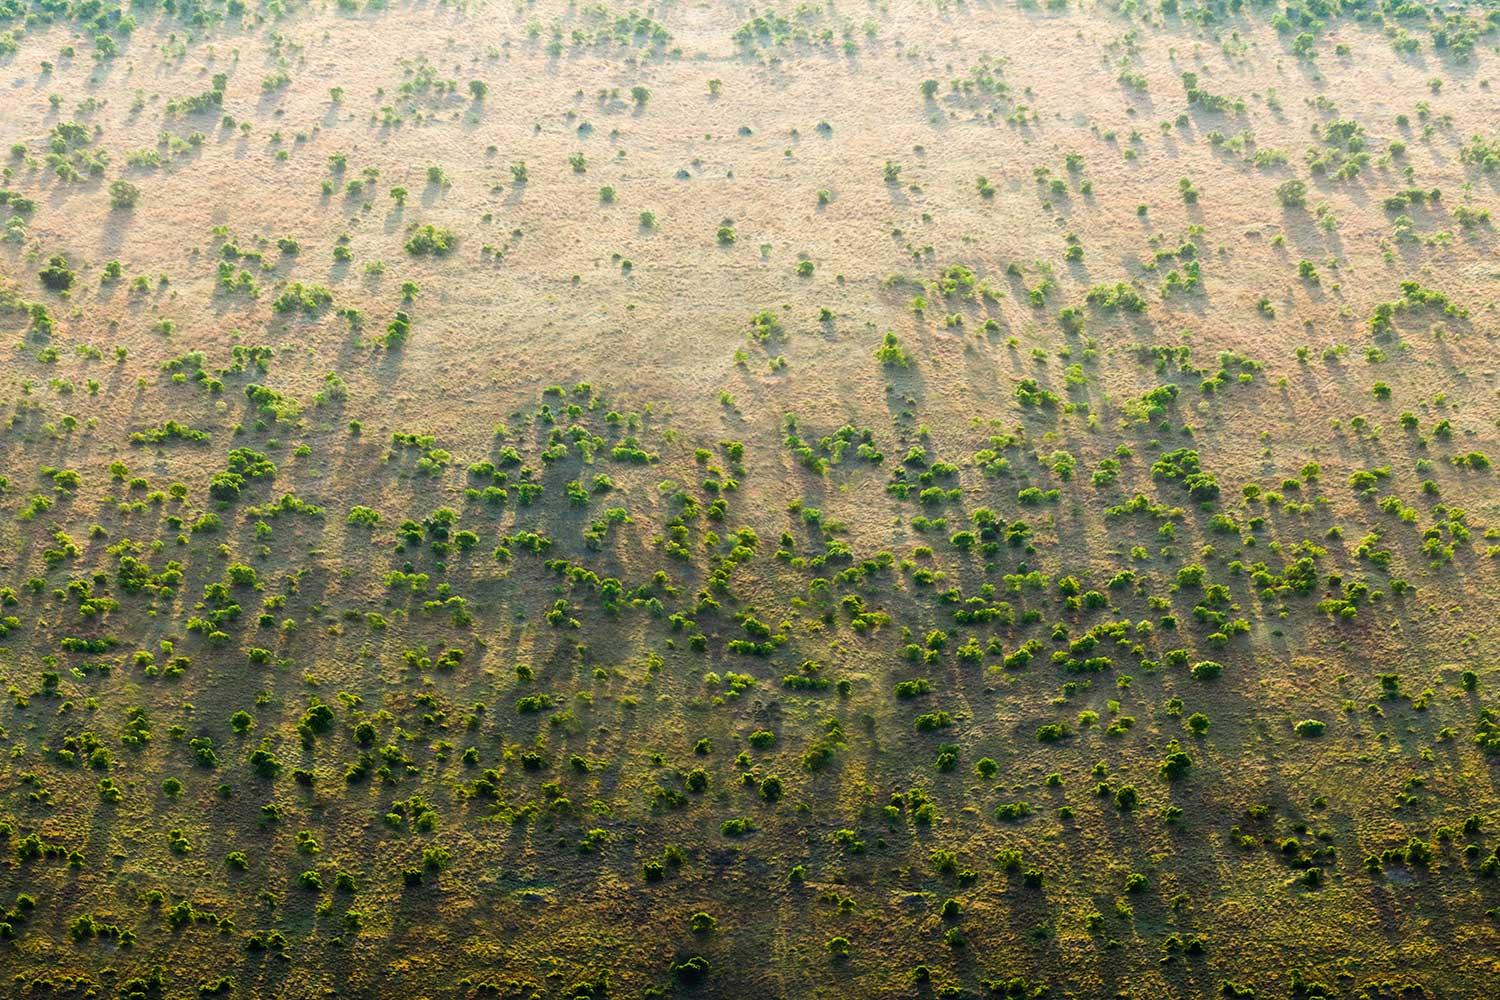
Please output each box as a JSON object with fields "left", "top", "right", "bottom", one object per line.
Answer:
{"left": 0, "top": 5, "right": 1494, "bottom": 1000}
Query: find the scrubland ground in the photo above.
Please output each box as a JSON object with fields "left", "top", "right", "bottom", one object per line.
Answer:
{"left": 1, "top": 1, "right": 1499, "bottom": 998}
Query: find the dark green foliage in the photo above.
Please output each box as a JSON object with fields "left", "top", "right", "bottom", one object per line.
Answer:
{"left": 405, "top": 225, "right": 457, "bottom": 256}
{"left": 39, "top": 255, "right": 75, "bottom": 291}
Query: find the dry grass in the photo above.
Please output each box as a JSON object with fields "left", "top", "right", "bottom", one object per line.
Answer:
{"left": 0, "top": 1, "right": 1498, "bottom": 997}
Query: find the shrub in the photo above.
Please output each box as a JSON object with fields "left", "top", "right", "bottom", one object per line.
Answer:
{"left": 994, "top": 801, "right": 1032, "bottom": 821}
{"left": 248, "top": 743, "right": 282, "bottom": 777}
{"left": 1294, "top": 719, "right": 1326, "bottom": 737}
{"left": 875, "top": 332, "right": 910, "bottom": 367}
{"left": 914, "top": 711, "right": 952, "bottom": 732}
{"left": 404, "top": 225, "right": 457, "bottom": 256}
{"left": 671, "top": 955, "right": 709, "bottom": 984}
{"left": 347, "top": 506, "right": 380, "bottom": 527}
{"left": 209, "top": 472, "right": 244, "bottom": 501}
{"left": 272, "top": 282, "right": 333, "bottom": 315}
{"left": 1036, "top": 721, "right": 1072, "bottom": 743}
{"left": 895, "top": 679, "right": 931, "bottom": 703}
{"left": 1158, "top": 745, "right": 1193, "bottom": 780}
{"left": 381, "top": 311, "right": 412, "bottom": 349}
{"left": 39, "top": 255, "right": 75, "bottom": 291}
{"left": 1190, "top": 660, "right": 1224, "bottom": 681}
{"left": 1085, "top": 282, "right": 1147, "bottom": 313}
{"left": 109, "top": 179, "right": 141, "bottom": 209}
